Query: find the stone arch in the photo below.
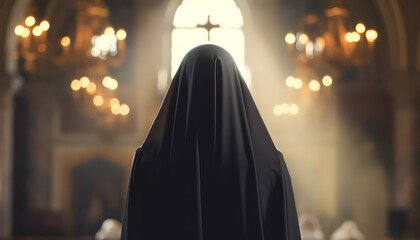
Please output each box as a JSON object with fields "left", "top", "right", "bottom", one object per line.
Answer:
{"left": 373, "top": 0, "right": 408, "bottom": 71}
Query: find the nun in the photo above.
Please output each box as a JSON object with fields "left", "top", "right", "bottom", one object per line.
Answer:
{"left": 121, "top": 44, "right": 301, "bottom": 240}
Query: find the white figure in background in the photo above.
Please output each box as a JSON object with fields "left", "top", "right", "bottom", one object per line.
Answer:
{"left": 95, "top": 219, "right": 122, "bottom": 240}
{"left": 299, "top": 213, "right": 325, "bottom": 240}
{"left": 331, "top": 220, "right": 365, "bottom": 240}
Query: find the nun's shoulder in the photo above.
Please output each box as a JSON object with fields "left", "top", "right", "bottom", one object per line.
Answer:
{"left": 275, "top": 148, "right": 284, "bottom": 157}
{"left": 132, "top": 146, "right": 142, "bottom": 160}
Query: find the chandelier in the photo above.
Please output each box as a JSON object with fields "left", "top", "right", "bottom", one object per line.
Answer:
{"left": 14, "top": 16, "right": 50, "bottom": 74}
{"left": 13, "top": 0, "right": 130, "bottom": 128}
{"left": 55, "top": 0, "right": 129, "bottom": 119}
{"left": 283, "top": 5, "right": 378, "bottom": 94}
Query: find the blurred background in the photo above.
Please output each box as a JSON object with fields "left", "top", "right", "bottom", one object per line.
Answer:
{"left": 0, "top": 0, "right": 419, "bottom": 239}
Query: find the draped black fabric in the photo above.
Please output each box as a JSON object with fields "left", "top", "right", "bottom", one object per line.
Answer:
{"left": 121, "top": 44, "right": 301, "bottom": 240}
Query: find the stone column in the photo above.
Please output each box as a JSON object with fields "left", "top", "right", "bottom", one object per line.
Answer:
{"left": 24, "top": 80, "right": 54, "bottom": 210}
{"left": 390, "top": 73, "right": 420, "bottom": 236}
{"left": 0, "top": 73, "right": 22, "bottom": 238}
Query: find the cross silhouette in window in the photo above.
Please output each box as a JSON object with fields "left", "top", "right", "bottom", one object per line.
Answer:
{"left": 197, "top": 15, "right": 220, "bottom": 41}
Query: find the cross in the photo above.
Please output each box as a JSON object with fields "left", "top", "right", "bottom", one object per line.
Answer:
{"left": 197, "top": 15, "right": 220, "bottom": 41}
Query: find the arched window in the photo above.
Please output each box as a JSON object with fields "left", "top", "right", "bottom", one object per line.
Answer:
{"left": 171, "top": 0, "right": 250, "bottom": 86}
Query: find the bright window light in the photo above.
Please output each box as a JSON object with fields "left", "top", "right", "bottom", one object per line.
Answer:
{"left": 171, "top": 0, "right": 248, "bottom": 85}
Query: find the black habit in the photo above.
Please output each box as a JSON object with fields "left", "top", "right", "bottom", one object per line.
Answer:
{"left": 121, "top": 44, "right": 301, "bottom": 240}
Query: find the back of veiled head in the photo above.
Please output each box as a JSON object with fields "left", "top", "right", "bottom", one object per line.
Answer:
{"left": 173, "top": 44, "right": 241, "bottom": 120}
{"left": 143, "top": 44, "right": 277, "bottom": 159}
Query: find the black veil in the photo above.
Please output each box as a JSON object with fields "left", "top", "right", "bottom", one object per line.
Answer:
{"left": 121, "top": 44, "right": 301, "bottom": 240}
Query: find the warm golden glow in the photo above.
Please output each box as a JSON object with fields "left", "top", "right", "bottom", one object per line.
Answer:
{"left": 120, "top": 104, "right": 130, "bottom": 115}
{"left": 21, "top": 28, "right": 30, "bottom": 38}
{"left": 351, "top": 32, "right": 360, "bottom": 42}
{"left": 280, "top": 103, "right": 290, "bottom": 114}
{"left": 32, "top": 26, "right": 42, "bottom": 36}
{"left": 104, "top": 27, "right": 115, "bottom": 35}
{"left": 14, "top": 25, "right": 24, "bottom": 36}
{"left": 345, "top": 32, "right": 353, "bottom": 42}
{"left": 315, "top": 37, "right": 325, "bottom": 51}
{"left": 111, "top": 105, "right": 120, "bottom": 115}
{"left": 93, "top": 95, "right": 104, "bottom": 106}
{"left": 366, "top": 29, "right": 378, "bottom": 42}
{"left": 298, "top": 33, "right": 309, "bottom": 45}
{"left": 171, "top": 1, "right": 246, "bottom": 80}
{"left": 61, "top": 36, "right": 70, "bottom": 47}
{"left": 355, "top": 23, "right": 366, "bottom": 33}
{"left": 80, "top": 76, "right": 90, "bottom": 88}
{"left": 294, "top": 78, "right": 303, "bottom": 89}
{"left": 102, "top": 76, "right": 112, "bottom": 88}
{"left": 40, "top": 20, "right": 50, "bottom": 31}
{"left": 37, "top": 44, "right": 46, "bottom": 53}
{"left": 322, "top": 75, "right": 333, "bottom": 86}
{"left": 109, "top": 98, "right": 120, "bottom": 107}
{"left": 285, "top": 33, "right": 296, "bottom": 44}
{"left": 273, "top": 105, "right": 282, "bottom": 116}
{"left": 285, "top": 76, "right": 295, "bottom": 87}
{"left": 71, "top": 79, "right": 81, "bottom": 91}
{"left": 309, "top": 80, "right": 321, "bottom": 92}
{"left": 108, "top": 78, "right": 118, "bottom": 90}
{"left": 289, "top": 104, "right": 299, "bottom": 115}
{"left": 25, "top": 16, "right": 35, "bottom": 27}
{"left": 86, "top": 82, "right": 96, "bottom": 94}
{"left": 116, "top": 29, "right": 127, "bottom": 40}
{"left": 275, "top": 103, "right": 299, "bottom": 116}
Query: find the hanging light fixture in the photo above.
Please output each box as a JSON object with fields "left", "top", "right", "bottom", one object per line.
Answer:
{"left": 14, "top": 16, "right": 50, "bottom": 73}
{"left": 54, "top": 0, "right": 130, "bottom": 118}
{"left": 14, "top": 0, "right": 130, "bottom": 123}
{"left": 284, "top": 2, "right": 378, "bottom": 92}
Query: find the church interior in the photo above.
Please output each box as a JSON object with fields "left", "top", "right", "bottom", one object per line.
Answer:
{"left": 0, "top": 0, "right": 419, "bottom": 239}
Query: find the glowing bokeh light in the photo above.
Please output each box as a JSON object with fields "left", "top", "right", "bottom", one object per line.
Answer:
{"left": 351, "top": 32, "right": 360, "bottom": 42}
{"left": 80, "top": 76, "right": 90, "bottom": 88}
{"left": 285, "top": 76, "right": 295, "bottom": 87}
{"left": 111, "top": 105, "right": 120, "bottom": 115}
{"left": 366, "top": 29, "right": 378, "bottom": 42}
{"left": 61, "top": 36, "right": 70, "bottom": 47}
{"left": 356, "top": 23, "right": 366, "bottom": 33}
{"left": 71, "top": 79, "right": 81, "bottom": 91}
{"left": 315, "top": 37, "right": 325, "bottom": 52}
{"left": 273, "top": 105, "right": 282, "bottom": 115}
{"left": 116, "top": 29, "right": 127, "bottom": 40}
{"left": 86, "top": 82, "right": 96, "bottom": 94}
{"left": 309, "top": 80, "right": 321, "bottom": 92}
{"left": 102, "top": 76, "right": 112, "bottom": 88}
{"left": 294, "top": 78, "right": 303, "bottom": 89}
{"left": 25, "top": 16, "right": 35, "bottom": 27}
{"left": 32, "top": 26, "right": 42, "bottom": 36}
{"left": 91, "top": 32, "right": 118, "bottom": 58}
{"left": 120, "top": 104, "right": 130, "bottom": 115}
{"left": 109, "top": 98, "right": 120, "bottom": 107}
{"left": 93, "top": 95, "right": 104, "bottom": 106}
{"left": 345, "top": 32, "right": 353, "bottom": 42}
{"left": 104, "top": 27, "right": 115, "bottom": 35}
{"left": 298, "top": 33, "right": 309, "bottom": 45}
{"left": 289, "top": 104, "right": 299, "bottom": 115}
{"left": 14, "top": 25, "right": 24, "bottom": 36}
{"left": 274, "top": 103, "right": 299, "bottom": 116}
{"left": 21, "top": 28, "right": 30, "bottom": 38}
{"left": 285, "top": 33, "right": 296, "bottom": 44}
{"left": 108, "top": 79, "right": 118, "bottom": 90}
{"left": 322, "top": 75, "right": 333, "bottom": 87}
{"left": 40, "top": 20, "right": 50, "bottom": 31}
{"left": 280, "top": 103, "right": 290, "bottom": 114}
